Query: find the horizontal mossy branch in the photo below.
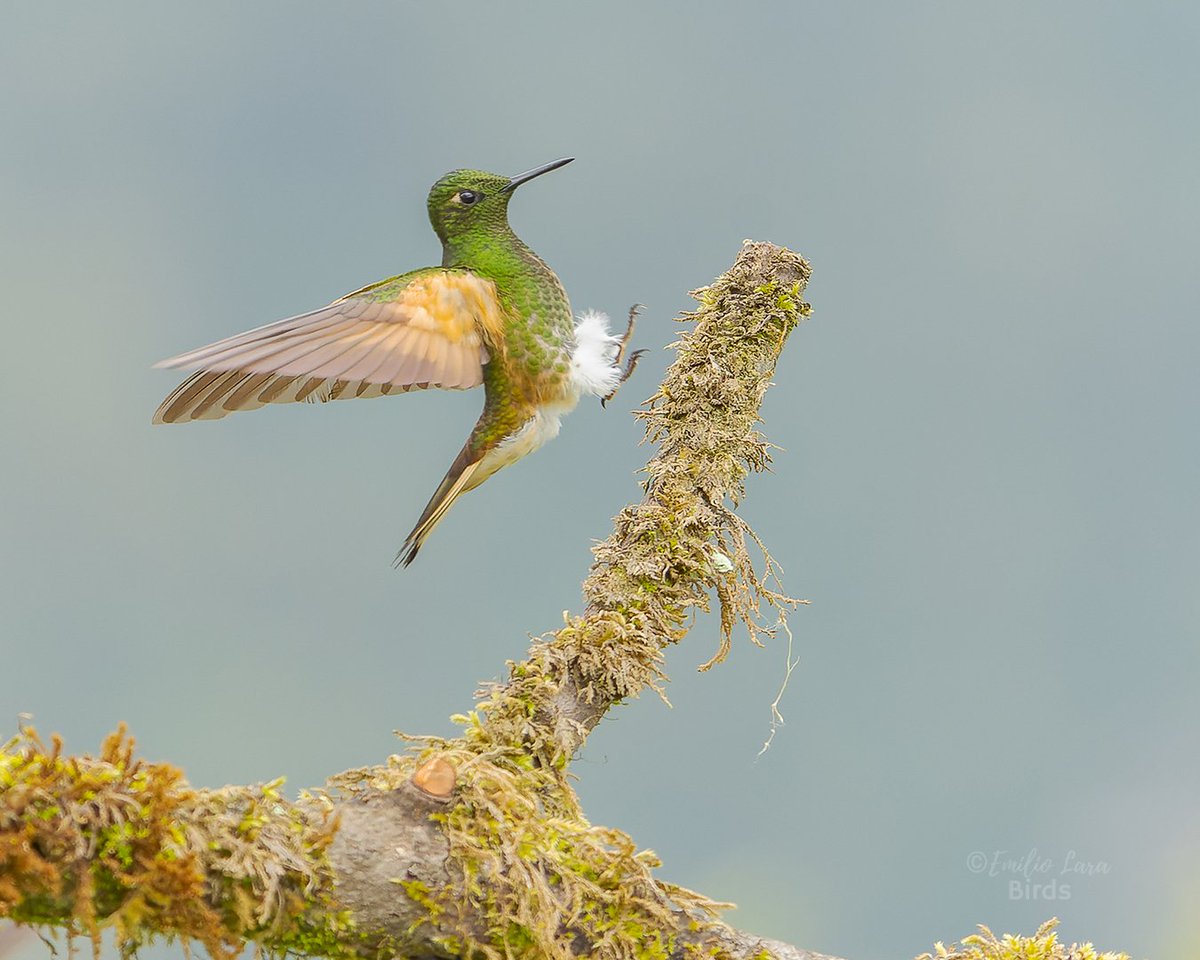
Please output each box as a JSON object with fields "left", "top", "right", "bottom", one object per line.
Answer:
{"left": 0, "top": 243, "right": 1130, "bottom": 960}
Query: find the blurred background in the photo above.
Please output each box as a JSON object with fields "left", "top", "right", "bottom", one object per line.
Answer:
{"left": 2, "top": 3, "right": 1197, "bottom": 958}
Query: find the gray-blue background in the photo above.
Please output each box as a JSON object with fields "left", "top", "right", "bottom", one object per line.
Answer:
{"left": 2, "top": 4, "right": 1196, "bottom": 958}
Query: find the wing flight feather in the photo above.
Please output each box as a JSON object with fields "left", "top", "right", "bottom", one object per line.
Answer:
{"left": 153, "top": 270, "right": 503, "bottom": 424}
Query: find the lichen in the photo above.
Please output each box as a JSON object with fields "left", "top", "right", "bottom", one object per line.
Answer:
{"left": 916, "top": 918, "right": 1129, "bottom": 960}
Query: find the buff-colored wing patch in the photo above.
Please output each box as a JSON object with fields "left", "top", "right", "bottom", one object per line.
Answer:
{"left": 153, "top": 271, "right": 504, "bottom": 424}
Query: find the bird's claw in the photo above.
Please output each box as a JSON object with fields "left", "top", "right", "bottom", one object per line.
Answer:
{"left": 601, "top": 304, "right": 645, "bottom": 408}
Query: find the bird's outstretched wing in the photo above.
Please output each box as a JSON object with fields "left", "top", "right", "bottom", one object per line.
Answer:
{"left": 153, "top": 269, "right": 507, "bottom": 424}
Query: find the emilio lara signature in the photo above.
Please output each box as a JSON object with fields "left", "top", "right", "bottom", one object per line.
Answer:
{"left": 965, "top": 848, "right": 1111, "bottom": 901}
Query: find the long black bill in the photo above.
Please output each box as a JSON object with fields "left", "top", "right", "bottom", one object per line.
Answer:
{"left": 503, "top": 157, "right": 574, "bottom": 192}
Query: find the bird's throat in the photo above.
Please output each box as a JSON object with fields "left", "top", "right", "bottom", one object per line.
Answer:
{"left": 442, "top": 229, "right": 551, "bottom": 287}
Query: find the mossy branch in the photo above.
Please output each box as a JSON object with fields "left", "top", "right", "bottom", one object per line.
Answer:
{"left": 0, "top": 725, "right": 342, "bottom": 958}
{"left": 0, "top": 244, "right": 1130, "bottom": 960}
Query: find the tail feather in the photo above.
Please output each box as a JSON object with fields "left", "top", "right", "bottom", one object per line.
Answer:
{"left": 395, "top": 444, "right": 483, "bottom": 567}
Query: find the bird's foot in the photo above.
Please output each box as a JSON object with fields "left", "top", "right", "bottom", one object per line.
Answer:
{"left": 601, "top": 304, "right": 647, "bottom": 407}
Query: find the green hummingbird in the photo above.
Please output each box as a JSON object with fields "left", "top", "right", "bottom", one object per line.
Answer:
{"left": 154, "top": 157, "right": 642, "bottom": 566}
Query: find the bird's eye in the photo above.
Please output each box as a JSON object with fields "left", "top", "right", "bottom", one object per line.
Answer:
{"left": 457, "top": 190, "right": 480, "bottom": 205}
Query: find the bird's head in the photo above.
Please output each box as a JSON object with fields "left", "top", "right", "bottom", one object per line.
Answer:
{"left": 426, "top": 158, "right": 573, "bottom": 250}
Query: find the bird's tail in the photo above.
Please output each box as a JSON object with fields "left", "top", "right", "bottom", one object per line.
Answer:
{"left": 394, "top": 442, "right": 483, "bottom": 567}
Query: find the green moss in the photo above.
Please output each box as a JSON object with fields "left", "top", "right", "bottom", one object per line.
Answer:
{"left": 270, "top": 911, "right": 365, "bottom": 960}
{"left": 396, "top": 879, "right": 445, "bottom": 931}
{"left": 496, "top": 921, "right": 536, "bottom": 952}
{"left": 9, "top": 893, "right": 73, "bottom": 927}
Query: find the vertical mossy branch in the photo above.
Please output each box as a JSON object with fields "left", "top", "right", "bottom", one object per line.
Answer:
{"left": 474, "top": 240, "right": 813, "bottom": 766}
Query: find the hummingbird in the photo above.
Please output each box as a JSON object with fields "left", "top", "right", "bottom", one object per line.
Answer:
{"left": 154, "top": 157, "right": 642, "bottom": 566}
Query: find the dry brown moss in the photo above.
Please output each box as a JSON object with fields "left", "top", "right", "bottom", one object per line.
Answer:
{"left": 0, "top": 725, "right": 344, "bottom": 958}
